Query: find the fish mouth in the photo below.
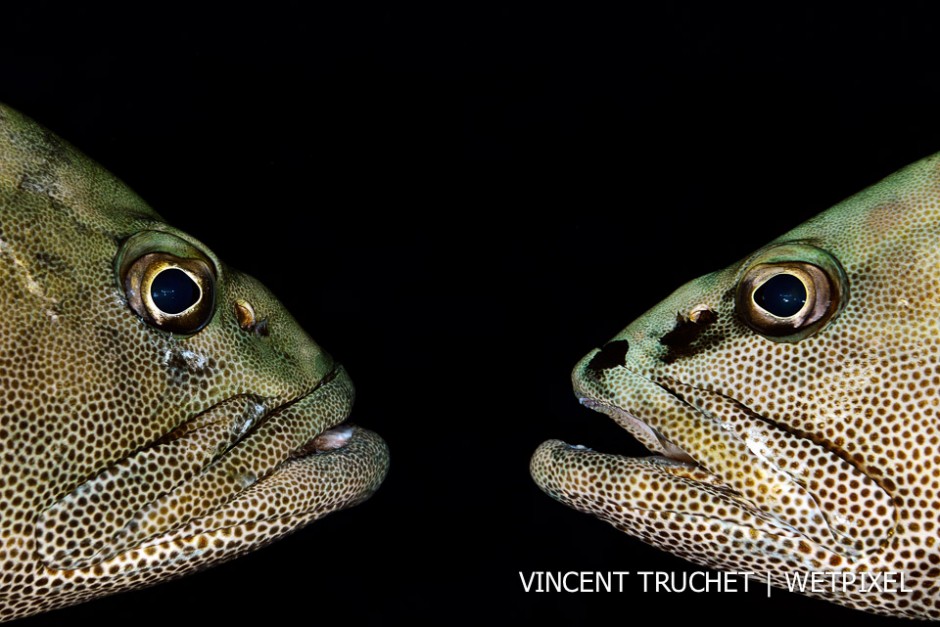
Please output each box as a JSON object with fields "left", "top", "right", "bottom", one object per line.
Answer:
{"left": 532, "top": 350, "right": 896, "bottom": 558}
{"left": 38, "top": 364, "right": 389, "bottom": 572}
{"left": 577, "top": 397, "right": 698, "bottom": 465}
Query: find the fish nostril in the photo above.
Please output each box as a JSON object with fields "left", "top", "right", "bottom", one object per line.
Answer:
{"left": 586, "top": 339, "right": 630, "bottom": 372}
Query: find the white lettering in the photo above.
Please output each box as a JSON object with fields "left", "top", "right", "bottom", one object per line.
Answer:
{"left": 864, "top": 571, "right": 885, "bottom": 593}
{"left": 784, "top": 571, "right": 811, "bottom": 592}
{"left": 519, "top": 571, "right": 631, "bottom": 593}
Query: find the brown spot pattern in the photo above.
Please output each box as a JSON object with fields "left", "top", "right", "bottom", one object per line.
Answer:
{"left": 0, "top": 104, "right": 389, "bottom": 622}
{"left": 532, "top": 153, "right": 940, "bottom": 618}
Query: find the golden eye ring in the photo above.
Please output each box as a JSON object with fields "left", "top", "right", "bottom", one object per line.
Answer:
{"left": 735, "top": 243, "right": 847, "bottom": 342}
{"left": 116, "top": 231, "right": 218, "bottom": 335}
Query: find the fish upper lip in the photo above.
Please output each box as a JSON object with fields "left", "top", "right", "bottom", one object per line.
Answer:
{"left": 235, "top": 363, "right": 347, "bottom": 455}
{"left": 578, "top": 396, "right": 697, "bottom": 464}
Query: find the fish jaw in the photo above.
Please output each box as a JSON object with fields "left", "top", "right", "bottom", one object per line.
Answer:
{"left": 21, "top": 364, "right": 388, "bottom": 615}
{"left": 530, "top": 339, "right": 907, "bottom": 615}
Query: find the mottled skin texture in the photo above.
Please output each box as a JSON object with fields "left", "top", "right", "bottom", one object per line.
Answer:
{"left": 0, "top": 104, "right": 389, "bottom": 622}
{"left": 532, "top": 154, "right": 940, "bottom": 618}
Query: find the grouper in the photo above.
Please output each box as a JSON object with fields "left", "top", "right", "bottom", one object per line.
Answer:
{"left": 0, "top": 103, "right": 389, "bottom": 622}
{"left": 531, "top": 152, "right": 940, "bottom": 619}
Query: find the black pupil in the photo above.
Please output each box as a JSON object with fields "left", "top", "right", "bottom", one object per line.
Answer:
{"left": 753, "top": 273, "right": 807, "bottom": 318}
{"left": 150, "top": 268, "right": 200, "bottom": 314}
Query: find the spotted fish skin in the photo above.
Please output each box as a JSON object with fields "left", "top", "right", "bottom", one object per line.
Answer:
{"left": 531, "top": 153, "right": 940, "bottom": 618}
{"left": 0, "top": 104, "right": 388, "bottom": 622}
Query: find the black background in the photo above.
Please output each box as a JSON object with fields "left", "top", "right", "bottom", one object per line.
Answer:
{"left": 3, "top": 3, "right": 940, "bottom": 625}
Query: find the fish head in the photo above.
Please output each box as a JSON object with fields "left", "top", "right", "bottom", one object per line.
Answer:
{"left": 532, "top": 154, "right": 940, "bottom": 618}
{"left": 0, "top": 103, "right": 388, "bottom": 621}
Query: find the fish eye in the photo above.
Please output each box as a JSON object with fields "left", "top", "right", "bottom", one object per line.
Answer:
{"left": 116, "top": 231, "right": 217, "bottom": 334}
{"left": 753, "top": 272, "right": 807, "bottom": 318}
{"left": 151, "top": 268, "right": 200, "bottom": 314}
{"left": 735, "top": 243, "right": 847, "bottom": 341}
